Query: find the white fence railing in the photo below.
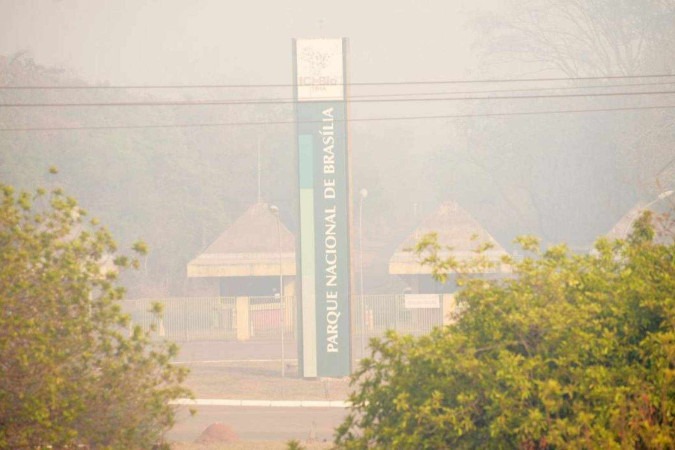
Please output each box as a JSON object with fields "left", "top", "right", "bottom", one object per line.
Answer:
{"left": 122, "top": 294, "right": 454, "bottom": 358}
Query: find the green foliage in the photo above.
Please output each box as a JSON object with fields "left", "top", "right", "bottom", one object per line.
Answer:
{"left": 286, "top": 439, "right": 307, "bottom": 450}
{"left": 0, "top": 182, "right": 192, "bottom": 448}
{"left": 336, "top": 214, "right": 675, "bottom": 449}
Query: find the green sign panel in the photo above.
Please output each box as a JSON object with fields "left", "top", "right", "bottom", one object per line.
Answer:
{"left": 294, "top": 39, "right": 352, "bottom": 377}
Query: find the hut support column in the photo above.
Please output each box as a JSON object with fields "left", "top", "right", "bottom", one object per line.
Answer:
{"left": 236, "top": 296, "right": 251, "bottom": 341}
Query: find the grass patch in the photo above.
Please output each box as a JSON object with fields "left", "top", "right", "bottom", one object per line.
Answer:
{"left": 181, "top": 361, "right": 351, "bottom": 400}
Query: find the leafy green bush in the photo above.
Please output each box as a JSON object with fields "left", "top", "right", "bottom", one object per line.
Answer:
{"left": 0, "top": 182, "right": 192, "bottom": 448}
{"left": 336, "top": 213, "right": 674, "bottom": 449}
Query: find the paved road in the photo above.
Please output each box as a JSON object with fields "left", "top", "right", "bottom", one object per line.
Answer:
{"left": 166, "top": 405, "right": 348, "bottom": 443}
{"left": 170, "top": 340, "right": 350, "bottom": 444}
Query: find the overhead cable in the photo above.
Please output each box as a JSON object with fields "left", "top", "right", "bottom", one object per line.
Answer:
{"left": 1, "top": 73, "right": 674, "bottom": 90}
{"left": 1, "top": 104, "right": 673, "bottom": 132}
{"left": 2, "top": 89, "right": 674, "bottom": 108}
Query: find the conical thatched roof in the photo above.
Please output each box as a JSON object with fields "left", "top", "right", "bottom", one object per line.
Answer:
{"left": 389, "top": 201, "right": 509, "bottom": 275}
{"left": 606, "top": 204, "right": 645, "bottom": 241}
{"left": 187, "top": 202, "right": 295, "bottom": 277}
{"left": 606, "top": 200, "right": 674, "bottom": 243}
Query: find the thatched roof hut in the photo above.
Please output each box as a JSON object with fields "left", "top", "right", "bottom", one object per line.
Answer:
{"left": 605, "top": 205, "right": 645, "bottom": 241}
{"left": 187, "top": 202, "right": 295, "bottom": 278}
{"left": 605, "top": 198, "right": 673, "bottom": 243}
{"left": 389, "top": 201, "right": 509, "bottom": 276}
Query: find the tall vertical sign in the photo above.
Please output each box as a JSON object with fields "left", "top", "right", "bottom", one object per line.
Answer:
{"left": 294, "top": 38, "right": 351, "bottom": 377}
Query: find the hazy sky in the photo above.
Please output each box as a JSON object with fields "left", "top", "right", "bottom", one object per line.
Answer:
{"left": 3, "top": 0, "right": 670, "bottom": 255}
{"left": 0, "top": 0, "right": 503, "bottom": 85}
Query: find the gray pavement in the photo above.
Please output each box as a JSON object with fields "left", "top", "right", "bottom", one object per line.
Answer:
{"left": 169, "top": 339, "right": 351, "bottom": 444}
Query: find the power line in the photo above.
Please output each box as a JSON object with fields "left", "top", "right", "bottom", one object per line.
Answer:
{"left": 1, "top": 104, "right": 673, "bottom": 132}
{"left": 1, "top": 73, "right": 674, "bottom": 90}
{"left": 347, "top": 80, "right": 675, "bottom": 99}
{"left": 2, "top": 81, "right": 675, "bottom": 111}
{"left": 3, "top": 81, "right": 675, "bottom": 107}
{"left": 2, "top": 89, "right": 674, "bottom": 108}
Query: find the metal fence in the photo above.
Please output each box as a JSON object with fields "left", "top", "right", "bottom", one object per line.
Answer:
{"left": 122, "top": 294, "right": 447, "bottom": 352}
{"left": 248, "top": 295, "right": 297, "bottom": 339}
{"left": 121, "top": 296, "right": 297, "bottom": 342}
{"left": 351, "top": 294, "right": 446, "bottom": 360}
{"left": 121, "top": 297, "right": 238, "bottom": 341}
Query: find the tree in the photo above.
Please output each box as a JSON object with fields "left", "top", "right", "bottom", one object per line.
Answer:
{"left": 471, "top": 0, "right": 675, "bottom": 199}
{"left": 475, "top": 0, "right": 675, "bottom": 77}
{"left": 0, "top": 180, "right": 192, "bottom": 448}
{"left": 335, "top": 213, "right": 675, "bottom": 449}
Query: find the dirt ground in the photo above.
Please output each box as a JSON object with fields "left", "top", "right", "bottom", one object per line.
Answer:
{"left": 181, "top": 360, "right": 352, "bottom": 400}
